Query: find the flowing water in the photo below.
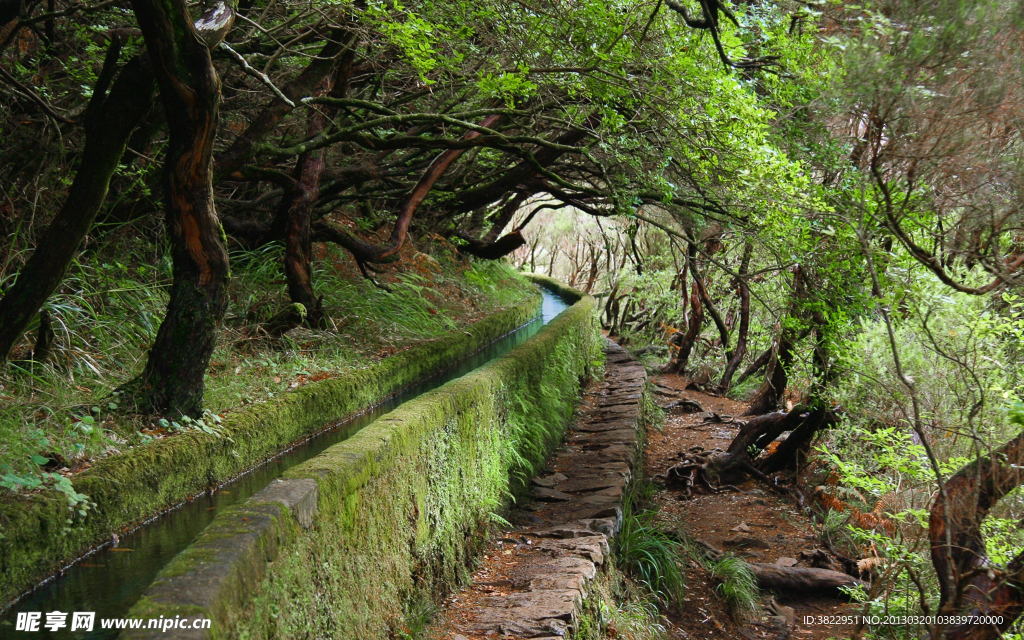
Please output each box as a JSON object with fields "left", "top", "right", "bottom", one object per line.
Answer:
{"left": 1, "top": 287, "right": 572, "bottom": 638}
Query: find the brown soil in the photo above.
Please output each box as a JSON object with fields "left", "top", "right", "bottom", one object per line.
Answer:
{"left": 648, "top": 373, "right": 859, "bottom": 640}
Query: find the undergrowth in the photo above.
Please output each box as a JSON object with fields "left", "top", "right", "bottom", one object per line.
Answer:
{"left": 597, "top": 580, "right": 670, "bottom": 640}
{"left": 613, "top": 481, "right": 686, "bottom": 606}
{"left": 708, "top": 554, "right": 760, "bottom": 621}
{"left": 0, "top": 239, "right": 534, "bottom": 506}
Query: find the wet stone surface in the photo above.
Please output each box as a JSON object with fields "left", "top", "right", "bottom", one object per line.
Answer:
{"left": 432, "top": 341, "right": 646, "bottom": 639}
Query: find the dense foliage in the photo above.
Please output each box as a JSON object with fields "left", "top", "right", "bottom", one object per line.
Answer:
{"left": 6, "top": 0, "right": 1024, "bottom": 636}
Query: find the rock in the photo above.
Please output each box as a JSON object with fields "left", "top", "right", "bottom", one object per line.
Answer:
{"left": 587, "top": 505, "right": 622, "bottom": 520}
{"left": 664, "top": 398, "right": 705, "bottom": 413}
{"left": 775, "top": 557, "right": 799, "bottom": 567}
{"left": 723, "top": 535, "right": 771, "bottom": 550}
{"left": 775, "top": 605, "right": 796, "bottom": 626}
{"left": 768, "top": 598, "right": 797, "bottom": 626}
{"left": 731, "top": 522, "right": 752, "bottom": 533}
{"left": 532, "top": 487, "right": 574, "bottom": 502}
{"left": 553, "top": 475, "right": 625, "bottom": 493}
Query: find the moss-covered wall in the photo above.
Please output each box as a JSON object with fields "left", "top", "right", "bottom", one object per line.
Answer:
{"left": 0, "top": 294, "right": 541, "bottom": 606}
{"left": 125, "top": 286, "right": 601, "bottom": 639}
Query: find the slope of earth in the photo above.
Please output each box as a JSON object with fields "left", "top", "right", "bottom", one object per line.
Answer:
{"left": 647, "top": 373, "right": 860, "bottom": 640}
{"left": 0, "top": 238, "right": 535, "bottom": 484}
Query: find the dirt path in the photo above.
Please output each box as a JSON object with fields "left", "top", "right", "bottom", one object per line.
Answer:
{"left": 648, "top": 373, "right": 859, "bottom": 640}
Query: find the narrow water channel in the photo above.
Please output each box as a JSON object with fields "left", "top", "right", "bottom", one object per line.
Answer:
{"left": 1, "top": 286, "right": 572, "bottom": 638}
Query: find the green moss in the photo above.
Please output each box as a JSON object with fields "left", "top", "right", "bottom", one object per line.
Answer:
{"left": 0, "top": 294, "right": 540, "bottom": 605}
{"left": 121, "top": 288, "right": 601, "bottom": 639}
{"left": 522, "top": 271, "right": 585, "bottom": 302}
{"left": 230, "top": 294, "right": 600, "bottom": 639}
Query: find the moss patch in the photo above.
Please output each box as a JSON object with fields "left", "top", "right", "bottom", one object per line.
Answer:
{"left": 231, "top": 293, "right": 600, "bottom": 639}
{"left": 0, "top": 292, "right": 541, "bottom": 605}
{"left": 123, "top": 285, "right": 601, "bottom": 639}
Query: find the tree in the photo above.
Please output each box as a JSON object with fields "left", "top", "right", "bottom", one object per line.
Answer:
{"left": 129, "top": 0, "right": 233, "bottom": 415}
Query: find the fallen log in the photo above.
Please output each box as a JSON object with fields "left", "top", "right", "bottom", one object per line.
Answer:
{"left": 748, "top": 563, "right": 868, "bottom": 596}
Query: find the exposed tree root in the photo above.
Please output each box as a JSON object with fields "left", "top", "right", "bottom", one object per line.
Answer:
{"left": 662, "top": 406, "right": 839, "bottom": 500}
{"left": 748, "top": 563, "right": 868, "bottom": 596}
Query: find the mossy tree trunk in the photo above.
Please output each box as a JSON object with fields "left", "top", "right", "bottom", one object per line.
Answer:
{"left": 132, "top": 0, "right": 232, "bottom": 415}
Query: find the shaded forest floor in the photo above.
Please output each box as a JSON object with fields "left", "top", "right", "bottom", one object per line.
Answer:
{"left": 648, "top": 373, "right": 858, "bottom": 640}
{"left": 0, "top": 236, "right": 535, "bottom": 490}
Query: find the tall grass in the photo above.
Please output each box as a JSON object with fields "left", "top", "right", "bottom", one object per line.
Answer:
{"left": 614, "top": 490, "right": 686, "bottom": 605}
{"left": 1, "top": 238, "right": 534, "bottom": 503}
{"left": 709, "top": 554, "right": 759, "bottom": 621}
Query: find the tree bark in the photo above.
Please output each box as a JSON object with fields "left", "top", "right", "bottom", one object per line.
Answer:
{"left": 718, "top": 241, "right": 752, "bottom": 392}
{"left": 332, "top": 114, "right": 503, "bottom": 266}
{"left": 734, "top": 346, "right": 772, "bottom": 388}
{"left": 455, "top": 230, "right": 527, "bottom": 259}
{"left": 929, "top": 432, "right": 1024, "bottom": 639}
{"left": 663, "top": 282, "right": 702, "bottom": 374}
{"left": 132, "top": 0, "right": 232, "bottom": 415}
{"left": 748, "top": 564, "right": 868, "bottom": 596}
{"left": 688, "top": 242, "right": 729, "bottom": 361}
{"left": 283, "top": 149, "right": 325, "bottom": 327}
{"left": 757, "top": 405, "right": 837, "bottom": 474}
{"left": 280, "top": 53, "right": 355, "bottom": 328}
{"left": 0, "top": 44, "right": 155, "bottom": 362}
{"left": 743, "top": 267, "right": 805, "bottom": 416}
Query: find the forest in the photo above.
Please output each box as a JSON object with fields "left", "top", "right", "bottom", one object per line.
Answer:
{"left": 3, "top": 0, "right": 1024, "bottom": 638}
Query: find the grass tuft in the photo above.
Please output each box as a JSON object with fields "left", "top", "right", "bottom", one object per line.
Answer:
{"left": 614, "top": 491, "right": 686, "bottom": 606}
{"left": 709, "top": 554, "right": 760, "bottom": 621}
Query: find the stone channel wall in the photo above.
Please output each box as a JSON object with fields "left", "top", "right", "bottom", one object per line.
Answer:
{"left": 123, "top": 282, "right": 601, "bottom": 639}
{"left": 0, "top": 291, "right": 542, "bottom": 606}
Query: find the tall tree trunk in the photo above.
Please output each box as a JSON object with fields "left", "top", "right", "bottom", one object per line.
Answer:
{"left": 744, "top": 266, "right": 804, "bottom": 416}
{"left": 718, "top": 241, "right": 753, "bottom": 392}
{"left": 688, "top": 241, "right": 730, "bottom": 364}
{"left": 663, "top": 282, "right": 702, "bottom": 375}
{"left": 283, "top": 149, "right": 325, "bottom": 327}
{"left": 930, "top": 431, "right": 1024, "bottom": 639}
{"left": 280, "top": 55, "right": 354, "bottom": 327}
{"left": 132, "top": 0, "right": 232, "bottom": 415}
{"left": 0, "top": 43, "right": 155, "bottom": 362}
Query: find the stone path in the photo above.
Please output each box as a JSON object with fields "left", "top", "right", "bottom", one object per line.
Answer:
{"left": 432, "top": 341, "right": 647, "bottom": 639}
